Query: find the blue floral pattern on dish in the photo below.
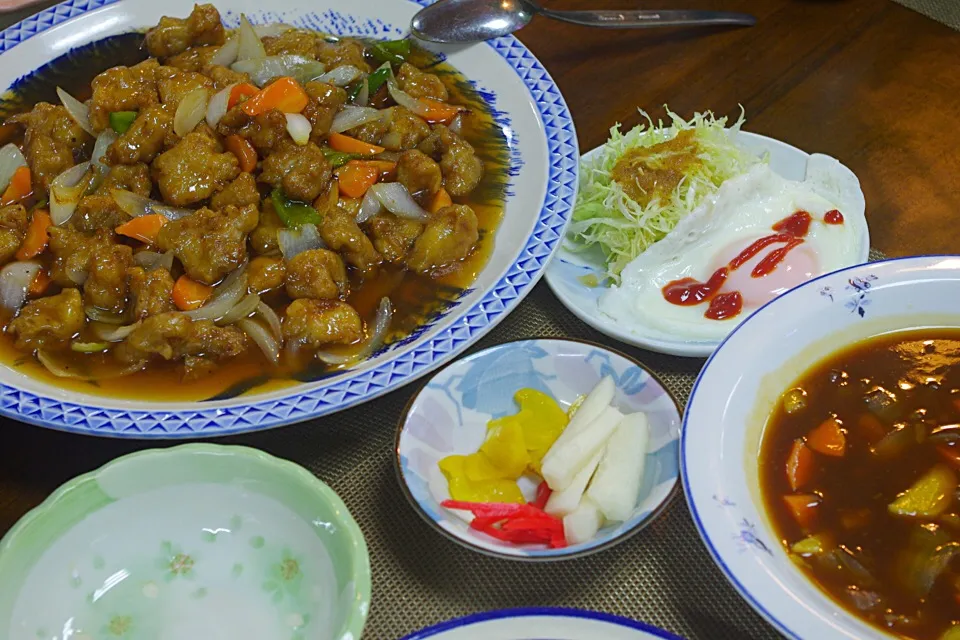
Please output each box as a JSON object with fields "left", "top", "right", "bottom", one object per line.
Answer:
{"left": 0, "top": 0, "right": 578, "bottom": 437}
{"left": 820, "top": 274, "right": 878, "bottom": 318}
{"left": 712, "top": 495, "right": 771, "bottom": 556}
{"left": 397, "top": 339, "right": 681, "bottom": 559}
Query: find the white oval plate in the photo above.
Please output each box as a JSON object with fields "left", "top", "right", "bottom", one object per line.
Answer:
{"left": 0, "top": 0, "right": 577, "bottom": 437}
{"left": 402, "top": 608, "right": 683, "bottom": 640}
{"left": 544, "top": 131, "right": 869, "bottom": 358}
{"left": 683, "top": 255, "right": 960, "bottom": 639}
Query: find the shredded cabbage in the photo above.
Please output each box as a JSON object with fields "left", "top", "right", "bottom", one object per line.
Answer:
{"left": 569, "top": 108, "right": 761, "bottom": 279}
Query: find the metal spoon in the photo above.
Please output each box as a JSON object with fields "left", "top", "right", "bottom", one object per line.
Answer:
{"left": 411, "top": 0, "right": 757, "bottom": 43}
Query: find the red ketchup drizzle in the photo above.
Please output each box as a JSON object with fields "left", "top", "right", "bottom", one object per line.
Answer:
{"left": 661, "top": 210, "right": 814, "bottom": 321}
{"left": 824, "top": 209, "right": 844, "bottom": 225}
{"left": 662, "top": 268, "right": 728, "bottom": 306}
{"left": 705, "top": 291, "right": 743, "bottom": 320}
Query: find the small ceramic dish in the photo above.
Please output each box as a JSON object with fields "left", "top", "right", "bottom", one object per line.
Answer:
{"left": 683, "top": 255, "right": 960, "bottom": 639}
{"left": 395, "top": 338, "right": 682, "bottom": 561}
{"left": 544, "top": 131, "right": 870, "bottom": 358}
{"left": 0, "top": 444, "right": 370, "bottom": 640}
{"left": 401, "top": 607, "right": 684, "bottom": 639}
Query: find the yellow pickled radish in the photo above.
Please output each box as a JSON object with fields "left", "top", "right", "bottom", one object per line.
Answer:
{"left": 480, "top": 419, "right": 530, "bottom": 477}
{"left": 438, "top": 455, "right": 525, "bottom": 503}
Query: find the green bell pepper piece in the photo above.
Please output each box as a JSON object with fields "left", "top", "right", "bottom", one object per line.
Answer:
{"left": 270, "top": 188, "right": 322, "bottom": 228}
{"left": 109, "top": 111, "right": 138, "bottom": 134}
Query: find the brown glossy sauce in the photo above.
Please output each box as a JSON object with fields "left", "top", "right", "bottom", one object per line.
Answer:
{"left": 760, "top": 329, "right": 960, "bottom": 639}
{"left": 0, "top": 36, "right": 508, "bottom": 401}
{"left": 610, "top": 129, "right": 699, "bottom": 207}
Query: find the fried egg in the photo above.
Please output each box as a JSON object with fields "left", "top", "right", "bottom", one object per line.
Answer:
{"left": 598, "top": 156, "right": 867, "bottom": 341}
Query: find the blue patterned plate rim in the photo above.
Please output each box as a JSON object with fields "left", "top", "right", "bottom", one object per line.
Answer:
{"left": 681, "top": 254, "right": 960, "bottom": 640}
{"left": 394, "top": 337, "right": 682, "bottom": 562}
{"left": 0, "top": 0, "right": 579, "bottom": 438}
{"left": 400, "top": 606, "right": 685, "bottom": 639}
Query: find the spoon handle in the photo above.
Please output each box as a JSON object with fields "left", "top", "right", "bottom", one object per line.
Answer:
{"left": 536, "top": 8, "right": 757, "bottom": 28}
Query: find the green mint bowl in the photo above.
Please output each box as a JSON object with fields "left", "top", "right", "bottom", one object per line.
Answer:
{"left": 0, "top": 444, "right": 370, "bottom": 640}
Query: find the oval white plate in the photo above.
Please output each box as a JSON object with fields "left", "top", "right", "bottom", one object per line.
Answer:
{"left": 683, "top": 255, "right": 960, "bottom": 639}
{"left": 0, "top": 0, "right": 577, "bottom": 437}
{"left": 402, "top": 608, "right": 683, "bottom": 640}
{"left": 544, "top": 131, "right": 869, "bottom": 358}
{"left": 396, "top": 338, "right": 681, "bottom": 561}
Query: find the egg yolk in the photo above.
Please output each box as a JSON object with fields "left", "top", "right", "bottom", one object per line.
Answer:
{"left": 438, "top": 388, "right": 568, "bottom": 503}
{"left": 708, "top": 236, "right": 820, "bottom": 308}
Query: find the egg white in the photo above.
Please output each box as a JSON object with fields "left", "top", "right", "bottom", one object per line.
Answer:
{"left": 599, "top": 159, "right": 867, "bottom": 342}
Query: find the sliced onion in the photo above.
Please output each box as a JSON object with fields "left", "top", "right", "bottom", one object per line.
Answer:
{"left": 252, "top": 23, "right": 295, "bottom": 38}
{"left": 238, "top": 317, "right": 280, "bottom": 365}
{"left": 174, "top": 87, "right": 209, "bottom": 137}
{"left": 448, "top": 112, "right": 464, "bottom": 136}
{"left": 50, "top": 161, "right": 93, "bottom": 226}
{"left": 218, "top": 292, "right": 260, "bottom": 326}
{"left": 354, "top": 80, "right": 369, "bottom": 107}
{"left": 71, "top": 341, "right": 109, "bottom": 353}
{"left": 355, "top": 188, "right": 381, "bottom": 224}
{"left": 367, "top": 182, "right": 429, "bottom": 222}
{"left": 317, "top": 297, "right": 392, "bottom": 365}
{"left": 231, "top": 55, "right": 326, "bottom": 88}
{"left": 85, "top": 305, "right": 131, "bottom": 325}
{"left": 133, "top": 250, "right": 174, "bottom": 272}
{"left": 0, "top": 143, "right": 27, "bottom": 194}
{"left": 277, "top": 223, "right": 325, "bottom": 259}
{"left": 67, "top": 269, "right": 87, "bottom": 286}
{"left": 184, "top": 264, "right": 248, "bottom": 321}
{"left": 206, "top": 83, "right": 235, "bottom": 128}
{"left": 331, "top": 106, "right": 383, "bottom": 134}
{"left": 0, "top": 260, "right": 40, "bottom": 312}
{"left": 285, "top": 113, "right": 311, "bottom": 146}
{"left": 256, "top": 301, "right": 282, "bottom": 340}
{"left": 209, "top": 35, "right": 240, "bottom": 67}
{"left": 317, "top": 65, "right": 363, "bottom": 87}
{"left": 91, "top": 321, "right": 140, "bottom": 342}
{"left": 112, "top": 189, "right": 194, "bottom": 221}
{"left": 56, "top": 87, "right": 94, "bottom": 135}
{"left": 236, "top": 14, "right": 267, "bottom": 61}
{"left": 91, "top": 130, "right": 117, "bottom": 169}
{"left": 387, "top": 80, "right": 463, "bottom": 124}
{"left": 37, "top": 349, "right": 143, "bottom": 380}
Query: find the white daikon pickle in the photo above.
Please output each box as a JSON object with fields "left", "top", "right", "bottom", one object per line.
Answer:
{"left": 541, "top": 405, "right": 622, "bottom": 492}
{"left": 551, "top": 376, "right": 615, "bottom": 451}
{"left": 563, "top": 497, "right": 604, "bottom": 545}
{"left": 585, "top": 411, "right": 650, "bottom": 522}
{"left": 544, "top": 450, "right": 602, "bottom": 518}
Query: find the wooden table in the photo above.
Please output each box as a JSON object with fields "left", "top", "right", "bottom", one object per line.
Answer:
{"left": 0, "top": 0, "right": 957, "bottom": 637}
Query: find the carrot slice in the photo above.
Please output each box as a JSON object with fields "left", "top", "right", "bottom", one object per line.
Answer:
{"left": 327, "top": 132, "right": 385, "bottom": 155}
{"left": 115, "top": 214, "right": 168, "bottom": 244}
{"left": 786, "top": 439, "right": 814, "bottom": 491}
{"left": 241, "top": 77, "right": 308, "bottom": 116}
{"left": 15, "top": 209, "right": 50, "bottom": 260}
{"left": 228, "top": 83, "right": 259, "bottom": 110}
{"left": 28, "top": 269, "right": 50, "bottom": 297}
{"left": 224, "top": 134, "right": 258, "bottom": 173}
{"left": 783, "top": 493, "right": 820, "bottom": 530}
{"left": 337, "top": 160, "right": 380, "bottom": 198}
{"left": 1, "top": 166, "right": 32, "bottom": 206}
{"left": 807, "top": 417, "right": 846, "bottom": 457}
{"left": 172, "top": 275, "right": 213, "bottom": 311}
{"left": 430, "top": 187, "right": 452, "bottom": 213}
{"left": 857, "top": 414, "right": 886, "bottom": 445}
{"left": 410, "top": 98, "right": 463, "bottom": 124}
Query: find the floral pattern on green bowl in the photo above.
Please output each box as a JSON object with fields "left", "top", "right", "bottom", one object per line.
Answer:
{"left": 0, "top": 445, "right": 370, "bottom": 640}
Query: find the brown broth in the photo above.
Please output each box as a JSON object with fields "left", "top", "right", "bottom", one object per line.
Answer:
{"left": 0, "top": 34, "right": 509, "bottom": 401}
{"left": 760, "top": 328, "right": 960, "bottom": 639}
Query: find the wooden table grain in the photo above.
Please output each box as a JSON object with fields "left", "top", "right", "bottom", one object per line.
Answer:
{"left": 0, "top": 1, "right": 957, "bottom": 637}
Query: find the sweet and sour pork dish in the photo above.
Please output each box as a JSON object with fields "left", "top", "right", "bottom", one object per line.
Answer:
{"left": 0, "top": 5, "right": 506, "bottom": 399}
